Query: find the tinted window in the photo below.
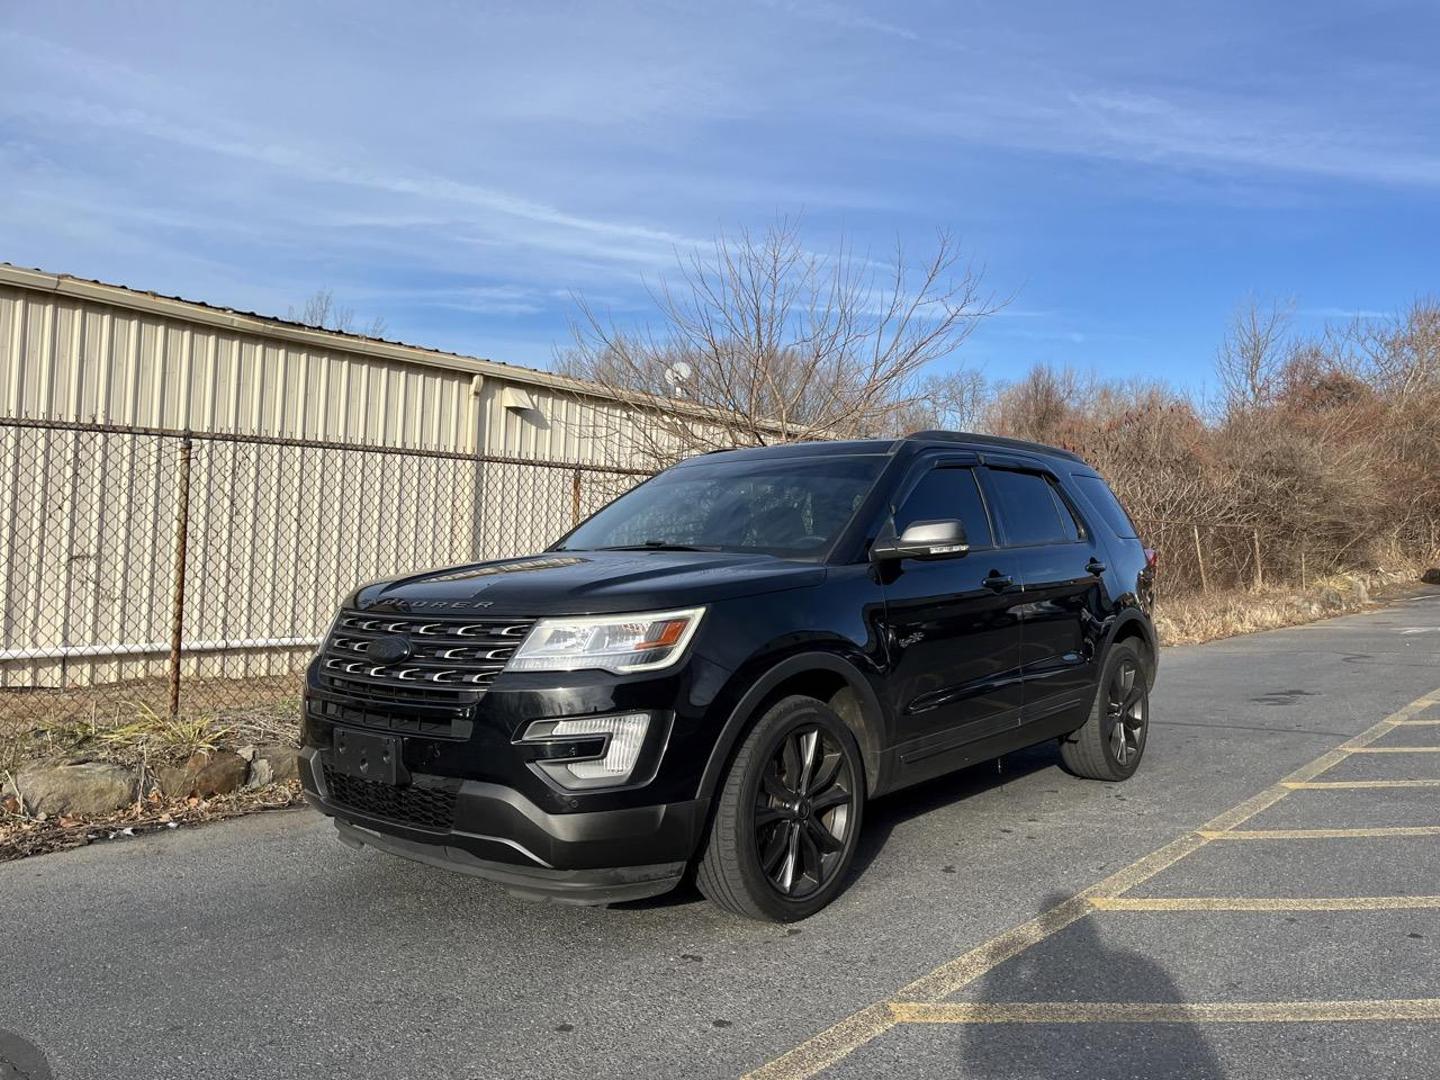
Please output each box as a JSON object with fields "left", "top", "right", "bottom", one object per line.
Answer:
{"left": 559, "top": 455, "right": 884, "bottom": 558}
{"left": 1048, "top": 485, "right": 1085, "bottom": 542}
{"left": 1073, "top": 475, "right": 1139, "bottom": 539}
{"left": 893, "top": 467, "right": 993, "bottom": 547}
{"left": 987, "top": 468, "right": 1071, "bottom": 546}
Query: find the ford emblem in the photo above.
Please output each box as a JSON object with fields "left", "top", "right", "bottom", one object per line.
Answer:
{"left": 368, "top": 635, "right": 413, "bottom": 665}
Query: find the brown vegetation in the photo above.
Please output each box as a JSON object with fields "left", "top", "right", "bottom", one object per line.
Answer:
{"left": 985, "top": 299, "right": 1440, "bottom": 595}
{"left": 566, "top": 216, "right": 1437, "bottom": 601}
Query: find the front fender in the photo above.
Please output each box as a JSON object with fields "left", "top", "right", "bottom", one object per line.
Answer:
{"left": 696, "top": 650, "right": 888, "bottom": 804}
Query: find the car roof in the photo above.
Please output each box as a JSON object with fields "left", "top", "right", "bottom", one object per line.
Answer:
{"left": 678, "top": 430, "right": 1086, "bottom": 466}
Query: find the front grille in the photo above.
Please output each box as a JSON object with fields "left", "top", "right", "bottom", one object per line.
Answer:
{"left": 318, "top": 610, "right": 535, "bottom": 709}
{"left": 322, "top": 766, "right": 457, "bottom": 831}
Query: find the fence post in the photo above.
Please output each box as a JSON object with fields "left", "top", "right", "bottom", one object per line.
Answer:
{"left": 1252, "top": 528, "right": 1263, "bottom": 590}
{"left": 167, "top": 437, "right": 193, "bottom": 718}
{"left": 1300, "top": 548, "right": 1307, "bottom": 588}
{"left": 1191, "top": 523, "right": 1208, "bottom": 593}
{"left": 571, "top": 469, "right": 583, "bottom": 526}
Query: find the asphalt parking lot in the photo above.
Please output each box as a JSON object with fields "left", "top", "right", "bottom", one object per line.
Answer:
{"left": 3, "top": 590, "right": 1438, "bottom": 1080}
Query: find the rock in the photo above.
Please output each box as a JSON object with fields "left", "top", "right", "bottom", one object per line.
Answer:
{"left": 14, "top": 761, "right": 135, "bottom": 817}
{"left": 155, "top": 750, "right": 249, "bottom": 799}
{"left": 245, "top": 744, "right": 299, "bottom": 789}
{"left": 1353, "top": 577, "right": 1370, "bottom": 604}
{"left": 1422, "top": 568, "right": 1440, "bottom": 585}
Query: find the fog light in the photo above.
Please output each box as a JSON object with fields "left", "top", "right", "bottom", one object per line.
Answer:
{"left": 524, "top": 713, "right": 650, "bottom": 789}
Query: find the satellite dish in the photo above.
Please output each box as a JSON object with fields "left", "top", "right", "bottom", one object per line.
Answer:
{"left": 663, "top": 361, "right": 693, "bottom": 395}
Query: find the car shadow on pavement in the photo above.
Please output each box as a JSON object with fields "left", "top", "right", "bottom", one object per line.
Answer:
{"left": 613, "top": 742, "right": 1066, "bottom": 913}
{"left": 615, "top": 742, "right": 1067, "bottom": 913}
{"left": 0, "top": 1027, "right": 52, "bottom": 1080}
{"left": 957, "top": 892, "right": 1226, "bottom": 1079}
{"left": 846, "top": 740, "right": 1063, "bottom": 883}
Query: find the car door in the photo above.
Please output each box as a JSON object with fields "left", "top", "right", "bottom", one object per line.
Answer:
{"left": 979, "top": 461, "right": 1106, "bottom": 727}
{"left": 878, "top": 455, "right": 1025, "bottom": 770}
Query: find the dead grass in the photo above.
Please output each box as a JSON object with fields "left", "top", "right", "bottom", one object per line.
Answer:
{"left": 1154, "top": 568, "right": 1417, "bottom": 646}
{"left": 0, "top": 672, "right": 300, "bottom": 774}
{"left": 0, "top": 780, "right": 304, "bottom": 861}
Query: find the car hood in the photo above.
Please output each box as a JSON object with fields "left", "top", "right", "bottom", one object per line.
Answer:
{"left": 349, "top": 550, "right": 826, "bottom": 617}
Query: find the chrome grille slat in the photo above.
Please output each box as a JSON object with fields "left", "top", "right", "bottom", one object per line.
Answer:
{"left": 319, "top": 609, "right": 535, "bottom": 707}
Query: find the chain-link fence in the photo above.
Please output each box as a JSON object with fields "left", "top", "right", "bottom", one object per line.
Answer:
{"left": 3, "top": 415, "right": 1349, "bottom": 747}
{"left": 1133, "top": 516, "right": 1340, "bottom": 596}
{"left": 0, "top": 417, "right": 648, "bottom": 737}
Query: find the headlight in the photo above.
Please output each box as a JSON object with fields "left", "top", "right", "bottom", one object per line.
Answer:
{"left": 507, "top": 608, "right": 705, "bottom": 674}
{"left": 522, "top": 714, "right": 652, "bottom": 788}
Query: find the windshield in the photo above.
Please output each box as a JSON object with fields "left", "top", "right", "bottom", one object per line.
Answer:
{"left": 557, "top": 455, "right": 886, "bottom": 558}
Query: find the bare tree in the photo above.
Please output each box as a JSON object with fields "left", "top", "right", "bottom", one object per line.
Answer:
{"left": 560, "top": 219, "right": 998, "bottom": 468}
{"left": 1216, "top": 297, "right": 1294, "bottom": 413}
{"left": 288, "top": 288, "right": 388, "bottom": 339}
{"left": 892, "top": 368, "right": 991, "bottom": 434}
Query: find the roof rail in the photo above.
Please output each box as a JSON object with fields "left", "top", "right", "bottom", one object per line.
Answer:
{"left": 902, "top": 430, "right": 1086, "bottom": 463}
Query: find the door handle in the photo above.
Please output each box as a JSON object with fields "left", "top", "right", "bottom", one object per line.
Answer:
{"left": 982, "top": 571, "right": 1013, "bottom": 591}
{"left": 1086, "top": 558, "right": 1107, "bottom": 576}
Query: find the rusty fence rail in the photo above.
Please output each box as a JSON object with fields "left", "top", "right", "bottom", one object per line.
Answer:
{"left": 0, "top": 417, "right": 650, "bottom": 731}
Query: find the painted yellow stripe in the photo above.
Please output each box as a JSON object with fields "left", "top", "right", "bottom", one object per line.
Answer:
{"left": 1198, "top": 826, "right": 1440, "bottom": 840}
{"left": 1093, "top": 895, "right": 1440, "bottom": 911}
{"left": 1283, "top": 779, "right": 1440, "bottom": 789}
{"left": 1348, "top": 746, "right": 1440, "bottom": 753}
{"left": 890, "top": 999, "right": 1440, "bottom": 1025}
{"left": 742, "top": 688, "right": 1440, "bottom": 1080}
{"left": 1393, "top": 719, "right": 1440, "bottom": 726}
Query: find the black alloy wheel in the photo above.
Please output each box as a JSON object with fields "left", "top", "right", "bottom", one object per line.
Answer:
{"left": 1104, "top": 655, "right": 1147, "bottom": 768}
{"left": 753, "top": 724, "right": 857, "bottom": 899}
{"left": 1060, "top": 638, "right": 1152, "bottom": 781}
{"left": 697, "top": 695, "right": 866, "bottom": 921}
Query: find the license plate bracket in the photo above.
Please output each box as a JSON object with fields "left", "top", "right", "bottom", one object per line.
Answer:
{"left": 331, "top": 729, "right": 405, "bottom": 785}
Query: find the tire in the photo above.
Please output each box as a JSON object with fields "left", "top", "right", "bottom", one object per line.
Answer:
{"left": 696, "top": 695, "right": 865, "bottom": 922}
{"left": 1060, "top": 639, "right": 1151, "bottom": 781}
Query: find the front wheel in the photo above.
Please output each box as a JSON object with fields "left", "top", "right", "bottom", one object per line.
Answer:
{"left": 1060, "top": 639, "right": 1151, "bottom": 781}
{"left": 696, "top": 696, "right": 865, "bottom": 922}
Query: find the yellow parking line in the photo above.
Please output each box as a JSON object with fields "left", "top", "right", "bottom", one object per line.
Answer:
{"left": 1197, "top": 826, "right": 1440, "bottom": 840}
{"left": 889, "top": 999, "right": 1440, "bottom": 1024}
{"left": 742, "top": 687, "right": 1440, "bottom": 1080}
{"left": 1283, "top": 779, "right": 1440, "bottom": 789}
{"left": 1093, "top": 895, "right": 1440, "bottom": 911}
{"left": 1348, "top": 746, "right": 1440, "bottom": 753}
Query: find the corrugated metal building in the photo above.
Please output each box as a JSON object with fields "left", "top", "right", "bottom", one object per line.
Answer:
{"left": 0, "top": 265, "right": 663, "bottom": 695}
{"left": 0, "top": 263, "right": 645, "bottom": 459}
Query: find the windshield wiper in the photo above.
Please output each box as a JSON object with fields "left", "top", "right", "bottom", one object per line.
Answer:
{"left": 595, "top": 540, "right": 725, "bottom": 552}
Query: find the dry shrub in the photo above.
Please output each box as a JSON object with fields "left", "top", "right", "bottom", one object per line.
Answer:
{"left": 983, "top": 299, "right": 1440, "bottom": 596}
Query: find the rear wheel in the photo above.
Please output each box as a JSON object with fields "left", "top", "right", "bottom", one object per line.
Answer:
{"left": 1060, "top": 639, "right": 1150, "bottom": 781}
{"left": 697, "top": 696, "right": 864, "bottom": 922}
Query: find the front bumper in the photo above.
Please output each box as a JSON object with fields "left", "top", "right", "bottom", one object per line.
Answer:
{"left": 300, "top": 748, "right": 702, "bottom": 904}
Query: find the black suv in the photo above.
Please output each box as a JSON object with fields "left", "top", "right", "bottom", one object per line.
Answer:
{"left": 300, "top": 431, "right": 1157, "bottom": 921}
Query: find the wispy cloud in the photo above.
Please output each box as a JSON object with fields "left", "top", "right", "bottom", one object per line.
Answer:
{"left": 1, "top": 2, "right": 1435, "bottom": 385}
{"left": 755, "top": 0, "right": 920, "bottom": 41}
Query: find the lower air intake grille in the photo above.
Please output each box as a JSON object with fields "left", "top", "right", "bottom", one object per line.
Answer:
{"left": 322, "top": 767, "right": 457, "bottom": 831}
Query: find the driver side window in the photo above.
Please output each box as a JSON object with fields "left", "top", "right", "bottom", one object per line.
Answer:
{"left": 894, "top": 466, "right": 994, "bottom": 548}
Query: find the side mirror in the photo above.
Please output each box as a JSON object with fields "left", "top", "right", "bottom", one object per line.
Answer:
{"left": 871, "top": 519, "right": 970, "bottom": 562}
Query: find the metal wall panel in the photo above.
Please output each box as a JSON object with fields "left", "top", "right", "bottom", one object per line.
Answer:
{"left": 0, "top": 285, "right": 484, "bottom": 451}
{"left": 0, "top": 274, "right": 663, "bottom": 699}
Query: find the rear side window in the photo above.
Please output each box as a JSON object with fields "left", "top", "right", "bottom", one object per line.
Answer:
{"left": 986, "top": 468, "right": 1074, "bottom": 546}
{"left": 894, "top": 466, "right": 993, "bottom": 548}
{"left": 1073, "top": 475, "right": 1139, "bottom": 539}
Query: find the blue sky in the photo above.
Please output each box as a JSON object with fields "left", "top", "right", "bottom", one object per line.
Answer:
{"left": 2, "top": 1, "right": 1437, "bottom": 393}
